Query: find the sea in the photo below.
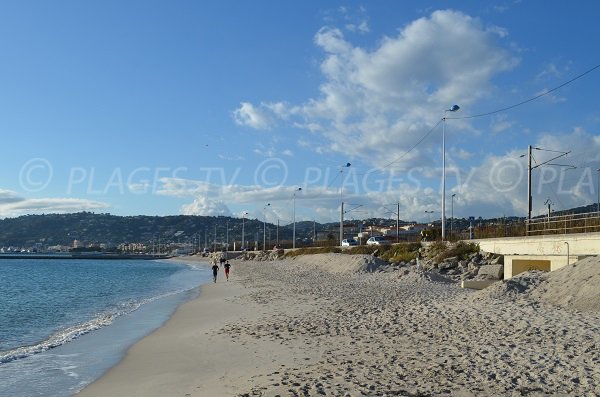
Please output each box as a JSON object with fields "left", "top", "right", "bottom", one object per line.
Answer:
{"left": 0, "top": 257, "right": 212, "bottom": 396}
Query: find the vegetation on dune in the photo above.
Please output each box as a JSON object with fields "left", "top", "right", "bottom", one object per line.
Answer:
{"left": 429, "top": 241, "right": 480, "bottom": 263}
{"left": 284, "top": 243, "right": 422, "bottom": 263}
{"left": 284, "top": 241, "right": 480, "bottom": 265}
{"left": 283, "top": 246, "right": 343, "bottom": 258}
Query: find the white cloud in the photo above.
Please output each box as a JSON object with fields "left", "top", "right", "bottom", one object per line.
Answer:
{"left": 180, "top": 197, "right": 231, "bottom": 216}
{"left": 232, "top": 102, "right": 273, "bottom": 129}
{"left": 487, "top": 25, "right": 508, "bottom": 38}
{"left": 233, "top": 9, "right": 518, "bottom": 169}
{"left": 451, "top": 128, "right": 598, "bottom": 217}
{"left": 536, "top": 63, "right": 562, "bottom": 81}
{"left": 159, "top": 127, "right": 599, "bottom": 222}
{"left": 534, "top": 88, "right": 566, "bottom": 103}
{"left": 490, "top": 114, "right": 516, "bottom": 133}
{"left": 0, "top": 189, "right": 24, "bottom": 204}
{"left": 0, "top": 190, "right": 109, "bottom": 218}
{"left": 346, "top": 20, "right": 369, "bottom": 34}
{"left": 454, "top": 148, "right": 474, "bottom": 160}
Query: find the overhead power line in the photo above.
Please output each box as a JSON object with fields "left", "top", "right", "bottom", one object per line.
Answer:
{"left": 345, "top": 63, "right": 599, "bottom": 178}
{"left": 448, "top": 63, "right": 600, "bottom": 120}
{"left": 365, "top": 119, "right": 442, "bottom": 175}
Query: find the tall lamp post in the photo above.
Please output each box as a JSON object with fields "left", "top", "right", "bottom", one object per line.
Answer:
{"left": 451, "top": 193, "right": 457, "bottom": 240}
{"left": 293, "top": 187, "right": 302, "bottom": 249}
{"left": 241, "top": 211, "right": 248, "bottom": 250}
{"left": 442, "top": 104, "right": 460, "bottom": 241}
{"left": 339, "top": 162, "right": 351, "bottom": 246}
{"left": 424, "top": 210, "right": 434, "bottom": 224}
{"left": 597, "top": 168, "right": 600, "bottom": 214}
{"left": 225, "top": 220, "right": 229, "bottom": 253}
{"left": 263, "top": 203, "right": 271, "bottom": 250}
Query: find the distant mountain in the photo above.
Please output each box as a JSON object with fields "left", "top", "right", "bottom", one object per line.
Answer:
{"left": 0, "top": 213, "right": 413, "bottom": 249}
{"left": 0, "top": 212, "right": 267, "bottom": 248}
{"left": 1, "top": 203, "right": 596, "bottom": 248}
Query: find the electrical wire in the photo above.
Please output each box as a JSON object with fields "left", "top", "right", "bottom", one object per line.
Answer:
{"left": 326, "top": 170, "right": 342, "bottom": 189}
{"left": 448, "top": 63, "right": 600, "bottom": 120}
{"left": 366, "top": 119, "right": 443, "bottom": 174}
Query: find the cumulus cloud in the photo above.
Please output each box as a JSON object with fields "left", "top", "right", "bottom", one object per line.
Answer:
{"left": 180, "top": 197, "right": 231, "bottom": 216}
{"left": 232, "top": 9, "right": 518, "bottom": 169}
{"left": 232, "top": 102, "right": 273, "bottom": 129}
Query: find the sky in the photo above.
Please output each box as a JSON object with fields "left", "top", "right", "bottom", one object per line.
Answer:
{"left": 1, "top": 0, "right": 599, "bottom": 225}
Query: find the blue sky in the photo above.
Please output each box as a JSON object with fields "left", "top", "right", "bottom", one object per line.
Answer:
{"left": 1, "top": 1, "right": 599, "bottom": 224}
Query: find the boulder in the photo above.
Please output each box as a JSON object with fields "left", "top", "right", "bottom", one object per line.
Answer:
{"left": 439, "top": 259, "right": 458, "bottom": 271}
{"left": 490, "top": 255, "right": 504, "bottom": 265}
{"left": 478, "top": 264, "right": 504, "bottom": 280}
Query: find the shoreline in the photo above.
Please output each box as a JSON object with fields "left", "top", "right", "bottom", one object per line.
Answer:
{"left": 78, "top": 255, "right": 261, "bottom": 396}
{"left": 78, "top": 254, "right": 600, "bottom": 396}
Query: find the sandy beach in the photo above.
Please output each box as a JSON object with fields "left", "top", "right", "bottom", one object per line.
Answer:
{"left": 79, "top": 253, "right": 600, "bottom": 396}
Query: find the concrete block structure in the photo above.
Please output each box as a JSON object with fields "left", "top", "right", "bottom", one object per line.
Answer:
{"left": 473, "top": 232, "right": 600, "bottom": 279}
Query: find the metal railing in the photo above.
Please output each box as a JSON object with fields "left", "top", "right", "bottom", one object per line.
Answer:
{"left": 526, "top": 211, "right": 600, "bottom": 236}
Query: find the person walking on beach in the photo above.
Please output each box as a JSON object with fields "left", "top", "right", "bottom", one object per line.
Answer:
{"left": 223, "top": 261, "right": 231, "bottom": 281}
{"left": 211, "top": 262, "right": 219, "bottom": 283}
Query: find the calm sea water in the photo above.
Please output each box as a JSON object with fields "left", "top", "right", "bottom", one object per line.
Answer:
{"left": 0, "top": 258, "right": 212, "bottom": 396}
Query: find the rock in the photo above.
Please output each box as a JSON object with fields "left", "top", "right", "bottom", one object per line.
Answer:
{"left": 439, "top": 260, "right": 458, "bottom": 271}
{"left": 490, "top": 255, "right": 504, "bottom": 265}
{"left": 478, "top": 264, "right": 504, "bottom": 280}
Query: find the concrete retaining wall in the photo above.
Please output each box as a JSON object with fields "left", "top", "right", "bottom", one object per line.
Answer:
{"left": 473, "top": 232, "right": 600, "bottom": 256}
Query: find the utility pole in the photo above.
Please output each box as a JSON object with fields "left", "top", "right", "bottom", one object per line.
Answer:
{"left": 226, "top": 220, "right": 229, "bottom": 253}
{"left": 276, "top": 219, "right": 279, "bottom": 247}
{"left": 597, "top": 169, "right": 600, "bottom": 214}
{"left": 241, "top": 212, "right": 248, "bottom": 250}
{"left": 313, "top": 220, "right": 316, "bottom": 246}
{"left": 213, "top": 224, "right": 217, "bottom": 252}
{"left": 451, "top": 193, "right": 456, "bottom": 240}
{"left": 292, "top": 187, "right": 302, "bottom": 249}
{"left": 340, "top": 201, "right": 344, "bottom": 246}
{"left": 263, "top": 203, "right": 270, "bottom": 250}
{"left": 527, "top": 145, "right": 532, "bottom": 234}
{"left": 396, "top": 202, "right": 400, "bottom": 243}
{"left": 524, "top": 145, "right": 571, "bottom": 234}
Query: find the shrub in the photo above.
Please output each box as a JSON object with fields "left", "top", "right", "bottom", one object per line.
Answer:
{"left": 283, "top": 242, "right": 422, "bottom": 262}
{"left": 434, "top": 241, "right": 479, "bottom": 263}
{"left": 283, "top": 246, "right": 342, "bottom": 258}
{"left": 426, "top": 240, "right": 448, "bottom": 258}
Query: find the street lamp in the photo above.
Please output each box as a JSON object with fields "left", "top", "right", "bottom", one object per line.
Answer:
{"left": 263, "top": 203, "right": 271, "bottom": 250}
{"left": 451, "top": 193, "right": 457, "bottom": 240}
{"left": 226, "top": 220, "right": 229, "bottom": 253}
{"left": 339, "top": 162, "right": 351, "bottom": 246}
{"left": 293, "top": 187, "right": 302, "bottom": 249}
{"left": 241, "top": 212, "right": 249, "bottom": 250}
{"left": 597, "top": 168, "right": 600, "bottom": 214}
{"left": 424, "top": 210, "right": 434, "bottom": 224}
{"left": 442, "top": 104, "right": 460, "bottom": 241}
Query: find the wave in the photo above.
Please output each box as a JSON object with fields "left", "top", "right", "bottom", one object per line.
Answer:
{"left": 0, "top": 286, "right": 199, "bottom": 365}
